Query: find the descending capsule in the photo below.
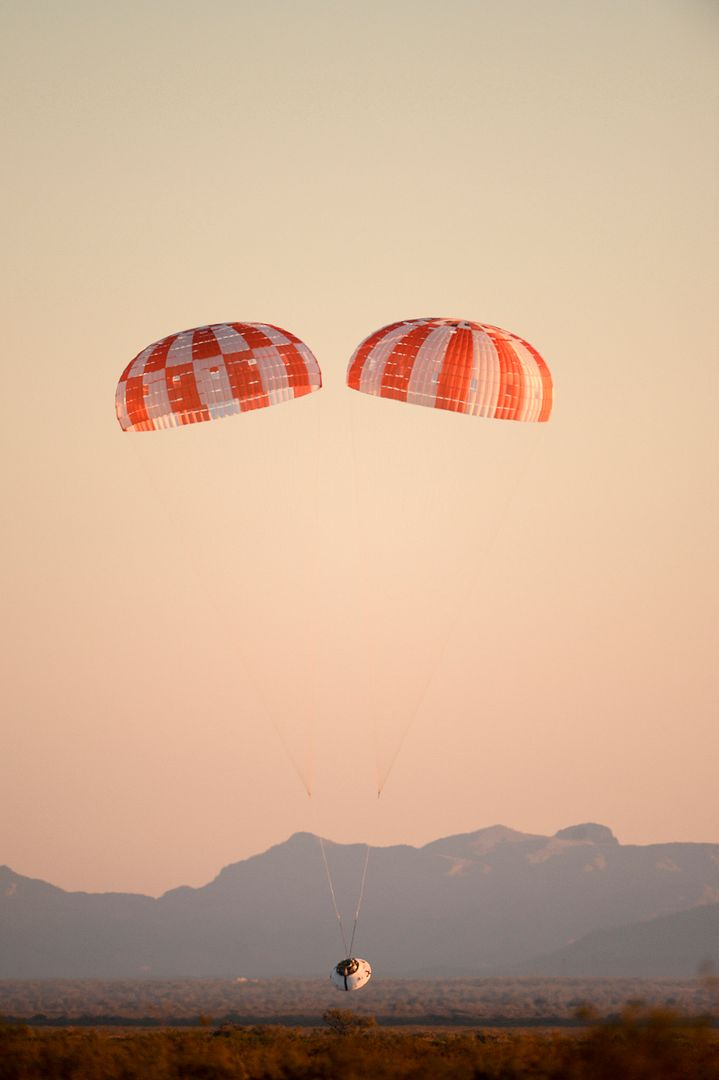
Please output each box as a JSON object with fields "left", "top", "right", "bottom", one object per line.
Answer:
{"left": 330, "top": 957, "right": 372, "bottom": 991}
{"left": 116, "top": 322, "right": 322, "bottom": 432}
{"left": 347, "top": 317, "right": 552, "bottom": 421}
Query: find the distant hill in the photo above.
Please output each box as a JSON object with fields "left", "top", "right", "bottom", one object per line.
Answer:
{"left": 520, "top": 902, "right": 719, "bottom": 977}
{"left": 2, "top": 823, "right": 719, "bottom": 977}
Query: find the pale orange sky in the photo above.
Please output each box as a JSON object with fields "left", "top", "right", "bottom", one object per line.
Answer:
{"left": 1, "top": 1, "right": 717, "bottom": 896}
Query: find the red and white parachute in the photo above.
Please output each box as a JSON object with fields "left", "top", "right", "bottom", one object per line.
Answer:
{"left": 346, "top": 317, "right": 552, "bottom": 422}
{"left": 116, "top": 322, "right": 321, "bottom": 432}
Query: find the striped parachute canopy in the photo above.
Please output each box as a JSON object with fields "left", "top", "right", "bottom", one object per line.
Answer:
{"left": 116, "top": 322, "right": 322, "bottom": 432}
{"left": 347, "top": 318, "right": 552, "bottom": 422}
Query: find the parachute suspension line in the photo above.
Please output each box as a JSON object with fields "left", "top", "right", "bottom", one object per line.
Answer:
{"left": 375, "top": 430, "right": 547, "bottom": 797}
{"left": 348, "top": 843, "right": 370, "bottom": 957}
{"left": 318, "top": 835, "right": 349, "bottom": 956}
{"left": 128, "top": 438, "right": 315, "bottom": 798}
{"left": 315, "top": 809, "right": 371, "bottom": 959}
{"left": 349, "top": 393, "right": 385, "bottom": 798}
{"left": 302, "top": 391, "right": 324, "bottom": 798}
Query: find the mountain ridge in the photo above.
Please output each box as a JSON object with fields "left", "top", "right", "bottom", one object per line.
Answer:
{"left": 3, "top": 823, "right": 719, "bottom": 977}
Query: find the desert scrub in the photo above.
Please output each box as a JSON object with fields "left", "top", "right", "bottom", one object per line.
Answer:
{"left": 0, "top": 1008, "right": 718, "bottom": 1079}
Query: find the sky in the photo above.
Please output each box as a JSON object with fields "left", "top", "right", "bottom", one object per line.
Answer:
{"left": 1, "top": 0, "right": 717, "bottom": 897}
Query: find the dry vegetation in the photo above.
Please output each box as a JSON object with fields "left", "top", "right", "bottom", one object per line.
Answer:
{"left": 2, "top": 978, "right": 718, "bottom": 1078}
{"left": 0, "top": 976, "right": 717, "bottom": 1027}
{"left": 1, "top": 1007, "right": 719, "bottom": 1079}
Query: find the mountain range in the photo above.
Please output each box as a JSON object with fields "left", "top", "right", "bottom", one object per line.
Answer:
{"left": 2, "top": 823, "right": 718, "bottom": 977}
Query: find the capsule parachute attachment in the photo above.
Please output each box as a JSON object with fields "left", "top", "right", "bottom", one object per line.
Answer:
{"left": 330, "top": 957, "right": 372, "bottom": 991}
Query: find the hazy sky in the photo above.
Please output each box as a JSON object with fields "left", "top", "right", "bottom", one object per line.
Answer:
{"left": 1, "top": 0, "right": 717, "bottom": 897}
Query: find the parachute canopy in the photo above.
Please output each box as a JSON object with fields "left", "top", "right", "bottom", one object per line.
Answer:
{"left": 347, "top": 317, "right": 552, "bottom": 421}
{"left": 116, "top": 322, "right": 322, "bottom": 432}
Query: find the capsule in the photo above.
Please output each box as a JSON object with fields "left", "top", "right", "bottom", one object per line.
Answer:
{"left": 330, "top": 957, "right": 372, "bottom": 991}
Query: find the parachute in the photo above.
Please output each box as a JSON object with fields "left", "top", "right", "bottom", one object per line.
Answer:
{"left": 344, "top": 315, "right": 555, "bottom": 792}
{"left": 346, "top": 317, "right": 552, "bottom": 421}
{"left": 116, "top": 322, "right": 321, "bottom": 432}
{"left": 116, "top": 312, "right": 554, "bottom": 985}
